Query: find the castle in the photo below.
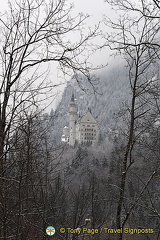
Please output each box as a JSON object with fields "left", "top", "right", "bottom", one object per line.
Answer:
{"left": 61, "top": 94, "right": 99, "bottom": 146}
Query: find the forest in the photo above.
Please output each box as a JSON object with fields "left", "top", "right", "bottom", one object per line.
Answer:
{"left": 0, "top": 0, "right": 160, "bottom": 240}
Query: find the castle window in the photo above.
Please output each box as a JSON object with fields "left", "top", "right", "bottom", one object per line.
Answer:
{"left": 87, "top": 125, "right": 90, "bottom": 127}
{"left": 92, "top": 125, "right": 95, "bottom": 127}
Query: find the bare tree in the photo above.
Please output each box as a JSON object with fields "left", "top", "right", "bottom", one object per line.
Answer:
{"left": 0, "top": 0, "right": 100, "bottom": 170}
{"left": 0, "top": 0, "right": 101, "bottom": 239}
{"left": 104, "top": 0, "right": 160, "bottom": 239}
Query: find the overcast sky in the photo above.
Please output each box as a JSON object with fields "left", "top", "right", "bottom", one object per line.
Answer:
{"left": 51, "top": 0, "right": 112, "bottom": 109}
{"left": 0, "top": 0, "right": 115, "bottom": 111}
{"left": 48, "top": 0, "right": 112, "bottom": 110}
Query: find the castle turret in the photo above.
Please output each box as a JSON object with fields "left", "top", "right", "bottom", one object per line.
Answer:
{"left": 69, "top": 93, "right": 77, "bottom": 146}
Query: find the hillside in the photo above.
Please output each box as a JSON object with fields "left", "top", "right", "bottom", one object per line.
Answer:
{"left": 51, "top": 62, "right": 130, "bottom": 144}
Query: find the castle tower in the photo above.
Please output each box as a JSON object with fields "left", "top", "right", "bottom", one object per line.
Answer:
{"left": 69, "top": 93, "right": 77, "bottom": 146}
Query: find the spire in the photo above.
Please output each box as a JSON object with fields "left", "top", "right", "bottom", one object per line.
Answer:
{"left": 71, "top": 92, "right": 75, "bottom": 102}
{"left": 88, "top": 107, "right": 92, "bottom": 114}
